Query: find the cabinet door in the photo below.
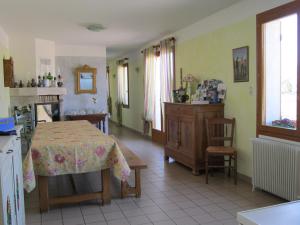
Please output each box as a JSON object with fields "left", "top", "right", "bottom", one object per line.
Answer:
{"left": 12, "top": 137, "right": 25, "bottom": 225}
{"left": 178, "top": 116, "right": 194, "bottom": 157}
{"left": 0, "top": 154, "right": 16, "bottom": 225}
{"left": 166, "top": 114, "right": 180, "bottom": 149}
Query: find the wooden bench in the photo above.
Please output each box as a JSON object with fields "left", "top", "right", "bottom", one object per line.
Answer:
{"left": 111, "top": 136, "right": 147, "bottom": 198}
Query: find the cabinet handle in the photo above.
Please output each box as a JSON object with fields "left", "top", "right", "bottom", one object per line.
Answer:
{"left": 7, "top": 149, "right": 14, "bottom": 154}
{"left": 177, "top": 120, "right": 181, "bottom": 147}
{"left": 16, "top": 137, "right": 21, "bottom": 140}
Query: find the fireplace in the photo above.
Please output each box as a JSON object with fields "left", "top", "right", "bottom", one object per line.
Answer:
{"left": 34, "top": 102, "right": 60, "bottom": 126}
{"left": 10, "top": 87, "right": 67, "bottom": 152}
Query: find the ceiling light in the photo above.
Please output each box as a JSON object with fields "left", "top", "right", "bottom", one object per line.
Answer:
{"left": 85, "top": 24, "right": 105, "bottom": 32}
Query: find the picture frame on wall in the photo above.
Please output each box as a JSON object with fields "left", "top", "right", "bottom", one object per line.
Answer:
{"left": 233, "top": 46, "right": 249, "bottom": 82}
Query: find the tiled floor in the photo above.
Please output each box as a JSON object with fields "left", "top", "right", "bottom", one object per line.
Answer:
{"left": 25, "top": 123, "right": 284, "bottom": 225}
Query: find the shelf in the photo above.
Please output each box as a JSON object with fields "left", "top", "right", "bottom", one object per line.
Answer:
{"left": 10, "top": 87, "right": 67, "bottom": 97}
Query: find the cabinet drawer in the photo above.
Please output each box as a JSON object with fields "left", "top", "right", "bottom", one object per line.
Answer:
{"left": 166, "top": 105, "right": 181, "bottom": 115}
{"left": 179, "top": 105, "right": 194, "bottom": 116}
{"left": 166, "top": 104, "right": 194, "bottom": 116}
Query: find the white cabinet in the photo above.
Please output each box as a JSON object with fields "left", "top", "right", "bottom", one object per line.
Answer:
{"left": 0, "top": 127, "right": 25, "bottom": 225}
{"left": 237, "top": 201, "right": 300, "bottom": 225}
{"left": 0, "top": 153, "right": 16, "bottom": 225}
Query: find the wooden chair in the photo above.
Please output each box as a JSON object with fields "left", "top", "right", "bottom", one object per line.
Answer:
{"left": 205, "top": 117, "right": 237, "bottom": 184}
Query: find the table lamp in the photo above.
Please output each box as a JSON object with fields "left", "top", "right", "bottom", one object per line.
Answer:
{"left": 183, "top": 74, "right": 197, "bottom": 103}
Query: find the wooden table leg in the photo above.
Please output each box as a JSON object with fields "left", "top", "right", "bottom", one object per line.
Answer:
{"left": 121, "top": 181, "right": 128, "bottom": 198}
{"left": 101, "top": 168, "right": 111, "bottom": 205}
{"left": 68, "top": 174, "right": 77, "bottom": 193}
{"left": 38, "top": 176, "right": 49, "bottom": 212}
{"left": 135, "top": 169, "right": 141, "bottom": 198}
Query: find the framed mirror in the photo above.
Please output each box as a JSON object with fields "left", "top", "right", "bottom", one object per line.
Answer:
{"left": 75, "top": 64, "right": 97, "bottom": 94}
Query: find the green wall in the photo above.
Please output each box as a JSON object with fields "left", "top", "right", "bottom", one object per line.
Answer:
{"left": 0, "top": 44, "right": 10, "bottom": 117}
{"left": 108, "top": 53, "right": 145, "bottom": 133}
{"left": 176, "top": 17, "right": 256, "bottom": 177}
{"left": 108, "top": 16, "right": 256, "bottom": 177}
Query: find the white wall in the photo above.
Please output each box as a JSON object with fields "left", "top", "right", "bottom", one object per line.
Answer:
{"left": 9, "top": 35, "right": 35, "bottom": 81}
{"left": 35, "top": 38, "right": 55, "bottom": 77}
{"left": 0, "top": 25, "right": 10, "bottom": 117}
{"left": 55, "top": 44, "right": 107, "bottom": 131}
{"left": 0, "top": 26, "right": 9, "bottom": 50}
{"left": 56, "top": 44, "right": 106, "bottom": 57}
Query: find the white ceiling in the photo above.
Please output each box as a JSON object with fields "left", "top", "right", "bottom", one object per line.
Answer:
{"left": 0, "top": 0, "right": 240, "bottom": 58}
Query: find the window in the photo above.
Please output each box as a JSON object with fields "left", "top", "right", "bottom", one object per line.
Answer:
{"left": 117, "top": 62, "right": 129, "bottom": 108}
{"left": 143, "top": 38, "right": 175, "bottom": 136}
{"left": 257, "top": 1, "right": 300, "bottom": 141}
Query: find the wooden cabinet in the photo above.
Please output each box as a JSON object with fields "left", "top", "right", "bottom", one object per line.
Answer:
{"left": 164, "top": 103, "right": 224, "bottom": 174}
{"left": 3, "top": 57, "right": 14, "bottom": 88}
{"left": 0, "top": 127, "right": 25, "bottom": 225}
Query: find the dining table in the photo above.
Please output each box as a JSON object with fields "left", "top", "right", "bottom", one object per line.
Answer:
{"left": 23, "top": 120, "right": 131, "bottom": 212}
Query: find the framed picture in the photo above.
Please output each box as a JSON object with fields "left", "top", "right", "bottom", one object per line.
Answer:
{"left": 233, "top": 46, "right": 249, "bottom": 82}
{"left": 75, "top": 64, "right": 97, "bottom": 94}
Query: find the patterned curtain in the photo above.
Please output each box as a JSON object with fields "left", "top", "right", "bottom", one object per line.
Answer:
{"left": 160, "top": 38, "right": 175, "bottom": 131}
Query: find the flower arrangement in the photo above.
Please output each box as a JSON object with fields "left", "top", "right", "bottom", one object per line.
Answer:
{"left": 272, "top": 118, "right": 296, "bottom": 129}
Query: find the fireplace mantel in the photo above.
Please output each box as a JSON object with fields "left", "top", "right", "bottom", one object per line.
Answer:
{"left": 10, "top": 87, "right": 67, "bottom": 97}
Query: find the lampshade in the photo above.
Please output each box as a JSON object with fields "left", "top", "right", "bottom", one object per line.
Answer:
{"left": 183, "top": 74, "right": 197, "bottom": 82}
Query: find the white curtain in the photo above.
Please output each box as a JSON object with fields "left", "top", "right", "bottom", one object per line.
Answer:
{"left": 117, "top": 64, "right": 128, "bottom": 105}
{"left": 160, "top": 39, "right": 175, "bottom": 131}
{"left": 144, "top": 48, "right": 157, "bottom": 124}
{"left": 143, "top": 38, "right": 175, "bottom": 132}
{"left": 117, "top": 64, "right": 125, "bottom": 104}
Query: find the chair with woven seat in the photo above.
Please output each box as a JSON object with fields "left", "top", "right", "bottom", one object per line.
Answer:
{"left": 205, "top": 117, "right": 237, "bottom": 184}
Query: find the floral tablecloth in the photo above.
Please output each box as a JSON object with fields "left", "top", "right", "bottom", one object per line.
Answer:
{"left": 23, "top": 120, "right": 131, "bottom": 193}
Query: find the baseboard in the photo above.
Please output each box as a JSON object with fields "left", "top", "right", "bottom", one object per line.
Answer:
{"left": 152, "top": 129, "right": 165, "bottom": 145}
{"left": 237, "top": 172, "right": 252, "bottom": 184}
{"left": 109, "top": 119, "right": 151, "bottom": 140}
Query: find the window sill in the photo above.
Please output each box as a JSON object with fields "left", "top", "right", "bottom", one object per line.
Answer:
{"left": 257, "top": 125, "right": 300, "bottom": 142}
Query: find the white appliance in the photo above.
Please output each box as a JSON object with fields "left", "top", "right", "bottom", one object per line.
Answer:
{"left": 237, "top": 200, "right": 300, "bottom": 225}
{"left": 252, "top": 136, "right": 300, "bottom": 201}
{"left": 0, "top": 126, "right": 25, "bottom": 225}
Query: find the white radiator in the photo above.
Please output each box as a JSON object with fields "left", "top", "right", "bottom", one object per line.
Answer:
{"left": 252, "top": 136, "right": 300, "bottom": 201}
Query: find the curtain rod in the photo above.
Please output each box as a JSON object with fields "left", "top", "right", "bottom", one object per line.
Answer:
{"left": 117, "top": 57, "right": 128, "bottom": 62}
{"left": 141, "top": 37, "right": 176, "bottom": 54}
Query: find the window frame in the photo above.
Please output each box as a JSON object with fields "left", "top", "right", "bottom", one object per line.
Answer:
{"left": 122, "top": 63, "right": 130, "bottom": 108}
{"left": 257, "top": 1, "right": 300, "bottom": 142}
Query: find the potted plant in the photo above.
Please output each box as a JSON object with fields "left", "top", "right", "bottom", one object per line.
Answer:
{"left": 45, "top": 72, "right": 53, "bottom": 87}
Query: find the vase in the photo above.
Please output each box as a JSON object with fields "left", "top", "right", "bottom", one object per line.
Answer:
{"left": 44, "top": 79, "right": 50, "bottom": 87}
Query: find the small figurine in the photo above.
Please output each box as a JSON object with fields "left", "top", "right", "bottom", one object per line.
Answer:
{"left": 37, "top": 76, "right": 42, "bottom": 87}
{"left": 52, "top": 77, "right": 58, "bottom": 87}
{"left": 19, "top": 80, "right": 23, "bottom": 88}
{"left": 57, "top": 74, "right": 64, "bottom": 87}
{"left": 27, "top": 80, "right": 31, "bottom": 87}
{"left": 14, "top": 82, "right": 18, "bottom": 88}
{"left": 31, "top": 78, "right": 37, "bottom": 87}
